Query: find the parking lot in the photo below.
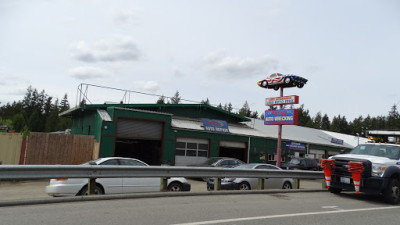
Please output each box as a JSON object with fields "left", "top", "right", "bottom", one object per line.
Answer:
{"left": 0, "top": 179, "right": 324, "bottom": 202}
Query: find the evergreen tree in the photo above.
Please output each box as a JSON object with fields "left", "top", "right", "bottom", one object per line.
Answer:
{"left": 170, "top": 91, "right": 181, "bottom": 104}
{"left": 156, "top": 95, "right": 166, "bottom": 104}
{"left": 201, "top": 98, "right": 210, "bottom": 105}
{"left": 321, "top": 113, "right": 331, "bottom": 130}
{"left": 297, "top": 105, "right": 313, "bottom": 127}
{"left": 312, "top": 112, "right": 322, "bottom": 129}
{"left": 238, "top": 101, "right": 251, "bottom": 117}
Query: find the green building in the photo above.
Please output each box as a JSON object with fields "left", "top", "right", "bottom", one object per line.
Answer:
{"left": 61, "top": 103, "right": 354, "bottom": 166}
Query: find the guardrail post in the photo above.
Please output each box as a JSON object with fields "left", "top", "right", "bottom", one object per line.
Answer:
{"left": 88, "top": 178, "right": 96, "bottom": 195}
{"left": 160, "top": 177, "right": 168, "bottom": 191}
{"left": 293, "top": 178, "right": 300, "bottom": 189}
{"left": 214, "top": 178, "right": 221, "bottom": 191}
{"left": 257, "top": 178, "right": 265, "bottom": 190}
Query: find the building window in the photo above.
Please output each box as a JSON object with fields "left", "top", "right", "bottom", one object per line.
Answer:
{"left": 175, "top": 140, "right": 209, "bottom": 157}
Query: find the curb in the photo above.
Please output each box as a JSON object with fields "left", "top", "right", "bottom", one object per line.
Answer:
{"left": 0, "top": 188, "right": 327, "bottom": 207}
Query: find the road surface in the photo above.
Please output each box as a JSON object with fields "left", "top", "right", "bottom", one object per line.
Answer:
{"left": 0, "top": 191, "right": 397, "bottom": 225}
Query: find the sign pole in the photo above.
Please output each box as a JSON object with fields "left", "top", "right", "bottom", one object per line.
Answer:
{"left": 276, "top": 87, "right": 283, "bottom": 167}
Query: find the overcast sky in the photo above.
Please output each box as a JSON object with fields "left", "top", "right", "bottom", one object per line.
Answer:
{"left": 1, "top": 0, "right": 399, "bottom": 121}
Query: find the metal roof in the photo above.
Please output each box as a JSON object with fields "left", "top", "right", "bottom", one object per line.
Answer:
{"left": 244, "top": 119, "right": 368, "bottom": 149}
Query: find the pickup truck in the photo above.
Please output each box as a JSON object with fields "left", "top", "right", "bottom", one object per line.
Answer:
{"left": 328, "top": 143, "right": 400, "bottom": 204}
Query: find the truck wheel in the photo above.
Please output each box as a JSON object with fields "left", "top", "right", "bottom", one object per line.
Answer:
{"left": 329, "top": 187, "right": 342, "bottom": 194}
{"left": 384, "top": 179, "right": 400, "bottom": 205}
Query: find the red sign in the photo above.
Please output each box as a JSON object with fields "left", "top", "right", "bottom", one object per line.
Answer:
{"left": 265, "top": 95, "right": 299, "bottom": 106}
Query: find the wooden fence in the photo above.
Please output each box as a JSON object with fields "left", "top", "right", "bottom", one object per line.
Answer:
{"left": 0, "top": 133, "right": 23, "bottom": 165}
{"left": 24, "top": 132, "right": 98, "bottom": 165}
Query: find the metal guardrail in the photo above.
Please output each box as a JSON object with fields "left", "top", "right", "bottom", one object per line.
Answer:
{"left": 0, "top": 165, "right": 324, "bottom": 194}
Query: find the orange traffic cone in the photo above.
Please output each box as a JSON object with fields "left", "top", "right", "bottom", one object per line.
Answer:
{"left": 352, "top": 172, "right": 361, "bottom": 194}
{"left": 323, "top": 168, "right": 332, "bottom": 188}
{"left": 348, "top": 162, "right": 364, "bottom": 194}
{"left": 320, "top": 159, "right": 335, "bottom": 189}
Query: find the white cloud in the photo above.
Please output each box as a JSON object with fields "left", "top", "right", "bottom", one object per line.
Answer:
{"left": 202, "top": 49, "right": 279, "bottom": 79}
{"left": 69, "top": 35, "right": 141, "bottom": 63}
{"left": 69, "top": 66, "right": 112, "bottom": 80}
{"left": 133, "top": 81, "right": 160, "bottom": 92}
{"left": 172, "top": 66, "right": 184, "bottom": 78}
{"left": 111, "top": 8, "right": 140, "bottom": 25}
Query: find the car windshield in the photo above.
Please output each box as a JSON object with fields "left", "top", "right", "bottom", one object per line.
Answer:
{"left": 81, "top": 158, "right": 102, "bottom": 165}
{"left": 350, "top": 144, "right": 400, "bottom": 160}
{"left": 203, "top": 158, "right": 223, "bottom": 165}
{"left": 289, "top": 158, "right": 301, "bottom": 165}
{"left": 235, "top": 164, "right": 255, "bottom": 169}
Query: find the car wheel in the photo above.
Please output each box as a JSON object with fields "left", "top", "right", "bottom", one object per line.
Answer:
{"left": 261, "top": 80, "right": 268, "bottom": 87}
{"left": 297, "top": 83, "right": 304, "bottom": 88}
{"left": 282, "top": 181, "right": 292, "bottom": 189}
{"left": 284, "top": 77, "right": 292, "bottom": 84}
{"left": 273, "top": 86, "right": 280, "bottom": 91}
{"left": 78, "top": 184, "right": 104, "bottom": 196}
{"left": 168, "top": 182, "right": 183, "bottom": 192}
{"left": 238, "top": 182, "right": 251, "bottom": 190}
{"left": 384, "top": 179, "right": 400, "bottom": 204}
{"left": 329, "top": 187, "right": 342, "bottom": 194}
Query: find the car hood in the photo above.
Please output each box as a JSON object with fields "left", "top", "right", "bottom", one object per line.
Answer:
{"left": 331, "top": 154, "right": 397, "bottom": 164}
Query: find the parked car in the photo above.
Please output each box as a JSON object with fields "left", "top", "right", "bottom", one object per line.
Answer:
{"left": 46, "top": 157, "right": 191, "bottom": 196}
{"left": 189, "top": 157, "right": 245, "bottom": 168}
{"left": 206, "top": 163, "right": 293, "bottom": 190}
{"left": 257, "top": 73, "right": 308, "bottom": 90}
{"left": 281, "top": 157, "right": 320, "bottom": 171}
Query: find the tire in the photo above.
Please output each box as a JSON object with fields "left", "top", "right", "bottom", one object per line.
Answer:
{"left": 284, "top": 77, "right": 292, "bottom": 84}
{"left": 273, "top": 86, "right": 280, "bottom": 91}
{"left": 297, "top": 83, "right": 304, "bottom": 88}
{"left": 261, "top": 80, "right": 268, "bottom": 87}
{"left": 329, "top": 187, "right": 342, "bottom": 194}
{"left": 384, "top": 179, "right": 400, "bottom": 205}
{"left": 78, "top": 184, "right": 104, "bottom": 196}
{"left": 168, "top": 182, "right": 183, "bottom": 192}
{"left": 238, "top": 182, "right": 251, "bottom": 190}
{"left": 282, "top": 181, "right": 292, "bottom": 189}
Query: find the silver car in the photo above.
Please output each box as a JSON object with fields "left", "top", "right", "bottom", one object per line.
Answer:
{"left": 46, "top": 157, "right": 191, "bottom": 196}
{"left": 207, "top": 163, "right": 293, "bottom": 190}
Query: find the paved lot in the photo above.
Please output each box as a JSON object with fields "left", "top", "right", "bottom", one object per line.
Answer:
{"left": 0, "top": 179, "right": 324, "bottom": 202}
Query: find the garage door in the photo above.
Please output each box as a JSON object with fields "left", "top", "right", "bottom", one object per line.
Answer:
{"left": 175, "top": 137, "right": 209, "bottom": 166}
{"left": 116, "top": 119, "right": 163, "bottom": 140}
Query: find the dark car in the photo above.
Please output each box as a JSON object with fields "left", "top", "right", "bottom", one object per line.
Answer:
{"left": 189, "top": 157, "right": 245, "bottom": 168}
{"left": 281, "top": 158, "right": 320, "bottom": 171}
{"left": 257, "top": 73, "right": 308, "bottom": 90}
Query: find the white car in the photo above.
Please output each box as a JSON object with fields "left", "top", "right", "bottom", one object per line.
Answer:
{"left": 207, "top": 163, "right": 294, "bottom": 190}
{"left": 46, "top": 157, "right": 191, "bottom": 196}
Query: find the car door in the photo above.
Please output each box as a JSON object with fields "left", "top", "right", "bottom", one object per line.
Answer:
{"left": 259, "top": 165, "right": 282, "bottom": 189}
{"left": 120, "top": 159, "right": 160, "bottom": 193}
{"left": 98, "top": 159, "right": 123, "bottom": 194}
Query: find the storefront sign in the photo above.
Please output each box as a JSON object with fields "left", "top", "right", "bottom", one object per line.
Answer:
{"left": 286, "top": 141, "right": 306, "bottom": 151}
{"left": 331, "top": 138, "right": 344, "bottom": 145}
{"left": 264, "top": 109, "right": 298, "bottom": 125}
{"left": 202, "top": 118, "right": 230, "bottom": 133}
{"left": 265, "top": 95, "right": 299, "bottom": 106}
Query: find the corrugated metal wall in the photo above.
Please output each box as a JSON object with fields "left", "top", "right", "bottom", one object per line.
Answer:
{"left": 0, "top": 133, "right": 23, "bottom": 165}
{"left": 24, "top": 132, "right": 97, "bottom": 165}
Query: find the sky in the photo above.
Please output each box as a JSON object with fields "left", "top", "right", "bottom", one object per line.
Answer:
{"left": 1, "top": 0, "right": 399, "bottom": 121}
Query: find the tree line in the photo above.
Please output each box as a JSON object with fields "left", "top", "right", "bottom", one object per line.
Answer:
{"left": 0, "top": 86, "right": 71, "bottom": 133}
{"left": 158, "top": 91, "right": 400, "bottom": 137}
{"left": 1, "top": 88, "right": 399, "bottom": 137}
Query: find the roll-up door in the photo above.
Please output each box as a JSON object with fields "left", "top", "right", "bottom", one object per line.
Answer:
{"left": 175, "top": 137, "right": 209, "bottom": 166}
{"left": 220, "top": 141, "right": 246, "bottom": 148}
{"left": 116, "top": 119, "right": 162, "bottom": 140}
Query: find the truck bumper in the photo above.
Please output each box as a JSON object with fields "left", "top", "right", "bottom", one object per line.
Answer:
{"left": 330, "top": 175, "right": 389, "bottom": 194}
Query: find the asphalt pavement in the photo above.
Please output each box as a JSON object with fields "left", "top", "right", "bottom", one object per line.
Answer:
{"left": 0, "top": 179, "right": 326, "bottom": 206}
